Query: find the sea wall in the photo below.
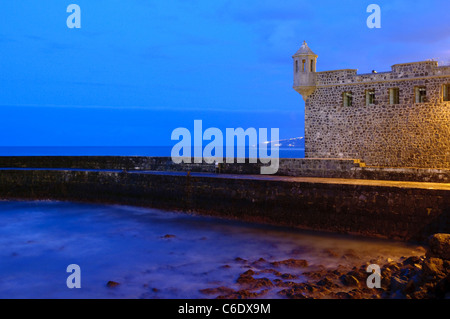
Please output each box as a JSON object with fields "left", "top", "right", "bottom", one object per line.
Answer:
{"left": 0, "top": 156, "right": 449, "bottom": 183}
{"left": 0, "top": 169, "right": 449, "bottom": 242}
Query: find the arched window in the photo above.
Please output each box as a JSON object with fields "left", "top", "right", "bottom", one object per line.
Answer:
{"left": 295, "top": 60, "right": 299, "bottom": 73}
{"left": 302, "top": 60, "right": 306, "bottom": 72}
{"left": 310, "top": 59, "right": 315, "bottom": 72}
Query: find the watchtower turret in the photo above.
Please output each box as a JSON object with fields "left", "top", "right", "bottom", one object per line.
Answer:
{"left": 292, "top": 41, "right": 318, "bottom": 101}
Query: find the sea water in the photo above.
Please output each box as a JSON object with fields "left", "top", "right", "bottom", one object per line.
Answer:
{"left": 0, "top": 201, "right": 424, "bottom": 299}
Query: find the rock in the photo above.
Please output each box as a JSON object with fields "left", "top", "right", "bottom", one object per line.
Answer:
{"left": 422, "top": 257, "right": 446, "bottom": 279}
{"left": 346, "top": 270, "right": 366, "bottom": 281}
{"left": 161, "top": 234, "right": 176, "bottom": 239}
{"left": 242, "top": 269, "right": 255, "bottom": 276}
{"left": 271, "top": 259, "right": 308, "bottom": 268}
{"left": 234, "top": 257, "right": 247, "bottom": 263}
{"left": 217, "top": 289, "right": 267, "bottom": 299}
{"left": 200, "top": 286, "right": 235, "bottom": 295}
{"left": 402, "top": 256, "right": 423, "bottom": 266}
{"left": 303, "top": 269, "right": 329, "bottom": 280}
{"left": 333, "top": 292, "right": 352, "bottom": 299}
{"left": 404, "top": 279, "right": 416, "bottom": 295}
{"left": 251, "top": 258, "right": 268, "bottom": 267}
{"left": 236, "top": 272, "right": 273, "bottom": 289}
{"left": 340, "top": 274, "right": 360, "bottom": 287}
{"left": 390, "top": 276, "right": 408, "bottom": 293}
{"left": 258, "top": 269, "right": 282, "bottom": 276}
{"left": 280, "top": 273, "right": 298, "bottom": 280}
{"left": 435, "top": 274, "right": 450, "bottom": 299}
{"left": 427, "top": 234, "right": 450, "bottom": 260}
{"left": 106, "top": 281, "right": 120, "bottom": 288}
{"left": 316, "top": 277, "right": 340, "bottom": 289}
{"left": 277, "top": 289, "right": 309, "bottom": 299}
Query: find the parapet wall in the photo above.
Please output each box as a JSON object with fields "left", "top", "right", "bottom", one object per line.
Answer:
{"left": 1, "top": 156, "right": 450, "bottom": 183}
{"left": 315, "top": 61, "right": 450, "bottom": 86}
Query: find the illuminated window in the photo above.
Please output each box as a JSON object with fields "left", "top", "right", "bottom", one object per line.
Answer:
{"left": 415, "top": 86, "right": 427, "bottom": 103}
{"left": 444, "top": 84, "right": 450, "bottom": 102}
{"left": 343, "top": 91, "right": 353, "bottom": 107}
{"left": 302, "top": 60, "right": 306, "bottom": 72}
{"left": 365, "top": 89, "right": 376, "bottom": 106}
{"left": 389, "top": 88, "right": 400, "bottom": 105}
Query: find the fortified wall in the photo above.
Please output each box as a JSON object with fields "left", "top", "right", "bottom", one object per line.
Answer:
{"left": 0, "top": 156, "right": 449, "bottom": 241}
{"left": 293, "top": 42, "right": 450, "bottom": 169}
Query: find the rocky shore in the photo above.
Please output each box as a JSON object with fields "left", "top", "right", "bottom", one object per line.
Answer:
{"left": 200, "top": 234, "right": 450, "bottom": 299}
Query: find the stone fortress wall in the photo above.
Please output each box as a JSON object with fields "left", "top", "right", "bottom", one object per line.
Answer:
{"left": 305, "top": 61, "right": 450, "bottom": 168}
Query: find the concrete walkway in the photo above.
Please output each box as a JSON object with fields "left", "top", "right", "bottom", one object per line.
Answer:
{"left": 2, "top": 168, "right": 450, "bottom": 191}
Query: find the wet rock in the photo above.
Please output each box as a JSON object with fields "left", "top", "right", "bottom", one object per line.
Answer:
{"left": 218, "top": 289, "right": 268, "bottom": 299}
{"left": 340, "top": 274, "right": 360, "bottom": 287}
{"left": 277, "top": 289, "right": 309, "bottom": 299}
{"left": 271, "top": 259, "right": 308, "bottom": 268}
{"left": 106, "top": 281, "right": 120, "bottom": 288}
{"left": 316, "top": 277, "right": 340, "bottom": 289}
{"left": 236, "top": 272, "right": 273, "bottom": 290}
{"left": 234, "top": 257, "right": 247, "bottom": 263}
{"left": 332, "top": 292, "right": 352, "bottom": 299}
{"left": 253, "top": 278, "right": 273, "bottom": 289}
{"left": 403, "top": 279, "right": 416, "bottom": 295}
{"left": 200, "top": 286, "right": 235, "bottom": 295}
{"left": 236, "top": 273, "right": 254, "bottom": 285}
{"left": 242, "top": 269, "right": 255, "bottom": 276}
{"left": 347, "top": 270, "right": 366, "bottom": 282}
{"left": 273, "top": 279, "right": 285, "bottom": 287}
{"left": 280, "top": 273, "right": 298, "bottom": 280}
{"left": 250, "top": 258, "right": 268, "bottom": 267}
{"left": 303, "top": 269, "right": 329, "bottom": 281}
{"left": 383, "top": 262, "right": 401, "bottom": 273}
{"left": 435, "top": 274, "right": 450, "bottom": 298}
{"left": 422, "top": 257, "right": 446, "bottom": 279}
{"left": 390, "top": 276, "right": 408, "bottom": 293}
{"left": 258, "top": 269, "right": 282, "bottom": 276}
{"left": 427, "top": 234, "right": 450, "bottom": 260}
{"left": 277, "top": 283, "right": 318, "bottom": 299}
{"left": 402, "top": 256, "right": 423, "bottom": 266}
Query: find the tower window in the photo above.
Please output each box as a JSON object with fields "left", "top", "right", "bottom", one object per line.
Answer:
{"left": 302, "top": 60, "right": 306, "bottom": 72}
{"left": 295, "top": 60, "right": 299, "bottom": 73}
{"left": 415, "top": 86, "right": 427, "bottom": 103}
{"left": 365, "top": 89, "right": 376, "bottom": 106}
{"left": 443, "top": 84, "right": 450, "bottom": 102}
{"left": 343, "top": 92, "right": 353, "bottom": 107}
{"left": 310, "top": 59, "right": 315, "bottom": 72}
{"left": 389, "top": 88, "right": 400, "bottom": 105}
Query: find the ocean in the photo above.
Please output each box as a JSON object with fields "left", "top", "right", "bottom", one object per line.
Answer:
{"left": 0, "top": 146, "right": 305, "bottom": 158}
{"left": 0, "top": 201, "right": 423, "bottom": 299}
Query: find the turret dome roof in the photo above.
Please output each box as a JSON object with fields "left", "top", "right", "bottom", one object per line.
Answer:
{"left": 293, "top": 41, "right": 318, "bottom": 57}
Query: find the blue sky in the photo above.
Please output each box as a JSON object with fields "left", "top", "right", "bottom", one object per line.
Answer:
{"left": 0, "top": 0, "right": 449, "bottom": 146}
